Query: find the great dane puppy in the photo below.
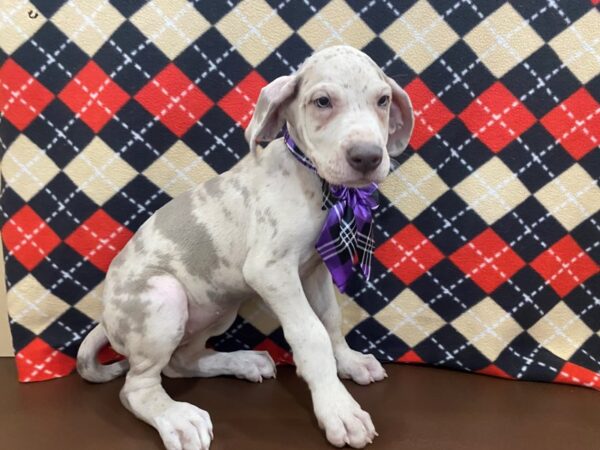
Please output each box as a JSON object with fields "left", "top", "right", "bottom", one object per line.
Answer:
{"left": 77, "top": 45, "right": 414, "bottom": 450}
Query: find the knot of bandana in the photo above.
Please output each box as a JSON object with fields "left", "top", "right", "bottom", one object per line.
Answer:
{"left": 283, "top": 127, "right": 379, "bottom": 292}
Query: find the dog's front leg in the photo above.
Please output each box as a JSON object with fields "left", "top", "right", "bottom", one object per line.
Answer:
{"left": 244, "top": 256, "right": 377, "bottom": 448}
{"left": 303, "top": 263, "right": 387, "bottom": 385}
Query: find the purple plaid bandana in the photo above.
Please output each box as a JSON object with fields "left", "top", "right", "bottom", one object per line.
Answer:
{"left": 283, "top": 127, "right": 379, "bottom": 292}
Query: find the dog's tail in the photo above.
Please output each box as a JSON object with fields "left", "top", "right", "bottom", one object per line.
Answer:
{"left": 76, "top": 324, "right": 129, "bottom": 383}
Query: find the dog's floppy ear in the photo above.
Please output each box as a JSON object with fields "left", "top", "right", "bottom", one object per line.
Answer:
{"left": 385, "top": 76, "right": 414, "bottom": 157}
{"left": 245, "top": 75, "right": 297, "bottom": 153}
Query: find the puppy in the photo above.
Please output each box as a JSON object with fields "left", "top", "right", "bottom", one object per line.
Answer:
{"left": 77, "top": 45, "right": 414, "bottom": 450}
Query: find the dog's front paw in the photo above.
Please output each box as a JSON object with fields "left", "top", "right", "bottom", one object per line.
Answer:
{"left": 314, "top": 388, "right": 377, "bottom": 448}
{"left": 336, "top": 350, "right": 387, "bottom": 385}
{"left": 153, "top": 402, "right": 213, "bottom": 450}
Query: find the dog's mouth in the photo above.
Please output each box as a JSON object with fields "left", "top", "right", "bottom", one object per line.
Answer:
{"left": 342, "top": 176, "right": 381, "bottom": 188}
{"left": 345, "top": 162, "right": 390, "bottom": 187}
{"left": 320, "top": 170, "right": 385, "bottom": 188}
{"left": 311, "top": 151, "right": 389, "bottom": 188}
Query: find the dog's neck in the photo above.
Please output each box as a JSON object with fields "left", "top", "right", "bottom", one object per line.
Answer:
{"left": 279, "top": 126, "right": 379, "bottom": 293}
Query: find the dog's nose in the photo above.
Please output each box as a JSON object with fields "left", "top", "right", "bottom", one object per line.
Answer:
{"left": 346, "top": 144, "right": 383, "bottom": 173}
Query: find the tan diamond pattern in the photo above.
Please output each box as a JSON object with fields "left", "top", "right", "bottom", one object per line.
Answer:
{"left": 1, "top": 135, "right": 59, "bottom": 201}
{"left": 337, "top": 290, "right": 370, "bottom": 336}
{"left": 452, "top": 297, "right": 522, "bottom": 361}
{"left": 131, "top": 0, "right": 210, "bottom": 60}
{"left": 238, "top": 297, "right": 279, "bottom": 335}
{"left": 143, "top": 141, "right": 218, "bottom": 198}
{"left": 535, "top": 164, "right": 600, "bottom": 231}
{"left": 529, "top": 302, "right": 593, "bottom": 361}
{"left": 64, "top": 137, "right": 137, "bottom": 206}
{"left": 380, "top": 154, "right": 449, "bottom": 220}
{"left": 465, "top": 4, "right": 544, "bottom": 78}
{"left": 550, "top": 9, "right": 600, "bottom": 84}
{"left": 454, "top": 157, "right": 530, "bottom": 225}
{"left": 380, "top": 0, "right": 459, "bottom": 73}
{"left": 52, "top": 0, "right": 125, "bottom": 56}
{"left": 74, "top": 282, "right": 104, "bottom": 320}
{"left": 299, "top": 0, "right": 375, "bottom": 51}
{"left": 217, "top": 0, "right": 293, "bottom": 66}
{"left": 7, "top": 275, "right": 70, "bottom": 334}
{"left": 0, "top": 1, "right": 46, "bottom": 54}
{"left": 375, "top": 289, "right": 445, "bottom": 347}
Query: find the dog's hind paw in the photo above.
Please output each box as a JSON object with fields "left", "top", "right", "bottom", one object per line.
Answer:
{"left": 229, "top": 350, "right": 277, "bottom": 383}
{"left": 336, "top": 350, "right": 387, "bottom": 385}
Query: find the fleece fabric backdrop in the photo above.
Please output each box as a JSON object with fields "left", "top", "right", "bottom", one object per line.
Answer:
{"left": 0, "top": 0, "right": 599, "bottom": 385}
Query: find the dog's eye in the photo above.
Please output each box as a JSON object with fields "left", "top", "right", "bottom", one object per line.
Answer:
{"left": 378, "top": 95, "right": 390, "bottom": 108}
{"left": 314, "top": 96, "right": 331, "bottom": 108}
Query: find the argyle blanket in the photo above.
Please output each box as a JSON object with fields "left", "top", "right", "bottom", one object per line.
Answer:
{"left": 1, "top": 1, "right": 598, "bottom": 387}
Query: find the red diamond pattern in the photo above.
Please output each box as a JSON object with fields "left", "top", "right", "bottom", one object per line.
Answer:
{"left": 555, "top": 362, "right": 600, "bottom": 389}
{"left": 459, "top": 82, "right": 536, "bottom": 153}
{"left": 135, "top": 63, "right": 213, "bottom": 137}
{"left": 540, "top": 88, "right": 600, "bottom": 160}
{"left": 375, "top": 224, "right": 445, "bottom": 285}
{"left": 255, "top": 338, "right": 293, "bottom": 365}
{"left": 450, "top": 229, "right": 526, "bottom": 294}
{"left": 65, "top": 210, "right": 133, "bottom": 272}
{"left": 1, "top": 205, "right": 60, "bottom": 271}
{"left": 0, "top": 59, "right": 53, "bottom": 130}
{"left": 404, "top": 78, "right": 454, "bottom": 150}
{"left": 16, "top": 338, "right": 75, "bottom": 382}
{"left": 218, "top": 71, "right": 267, "bottom": 129}
{"left": 397, "top": 350, "right": 425, "bottom": 364}
{"left": 530, "top": 235, "right": 598, "bottom": 298}
{"left": 58, "top": 61, "right": 129, "bottom": 133}
{"left": 477, "top": 364, "right": 513, "bottom": 379}
{"left": 98, "top": 345, "right": 125, "bottom": 365}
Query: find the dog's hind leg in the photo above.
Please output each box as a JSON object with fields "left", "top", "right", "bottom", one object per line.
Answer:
{"left": 165, "top": 347, "right": 277, "bottom": 382}
{"left": 116, "top": 274, "right": 213, "bottom": 450}
{"left": 163, "top": 308, "right": 276, "bottom": 382}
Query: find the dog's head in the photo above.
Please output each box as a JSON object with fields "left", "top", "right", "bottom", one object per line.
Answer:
{"left": 245, "top": 46, "right": 414, "bottom": 187}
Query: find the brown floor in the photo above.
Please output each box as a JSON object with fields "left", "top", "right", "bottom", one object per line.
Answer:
{"left": 1, "top": 358, "right": 599, "bottom": 450}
